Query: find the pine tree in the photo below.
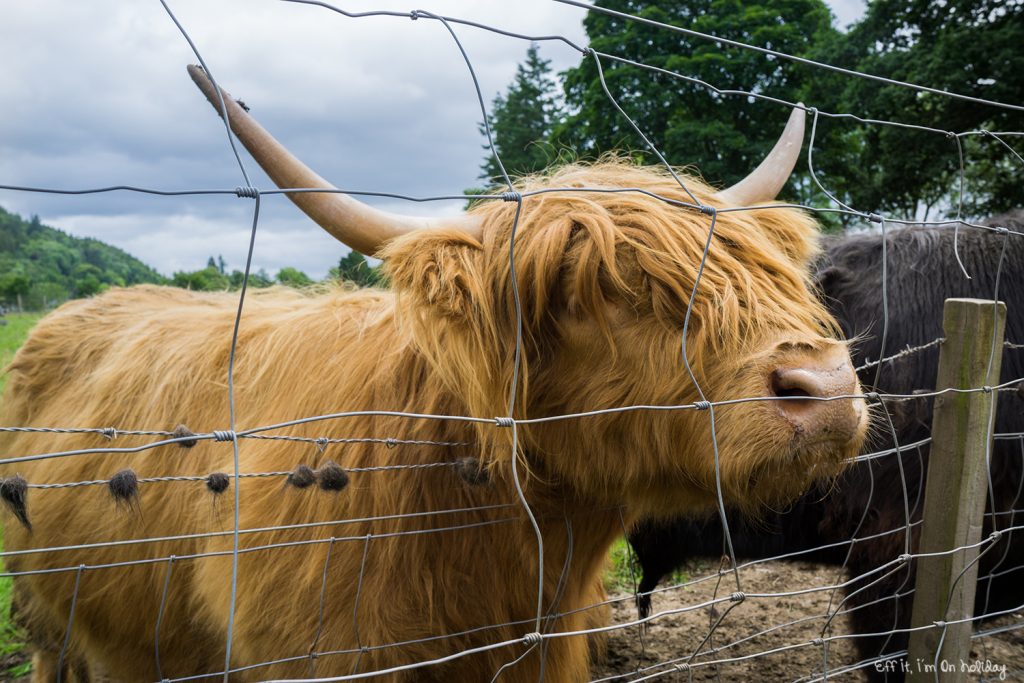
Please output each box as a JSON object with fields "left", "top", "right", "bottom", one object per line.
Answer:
{"left": 337, "top": 251, "right": 383, "bottom": 287}
{"left": 480, "top": 44, "right": 563, "bottom": 183}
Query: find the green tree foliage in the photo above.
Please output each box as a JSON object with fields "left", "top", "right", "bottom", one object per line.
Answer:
{"left": 805, "top": 0, "right": 1024, "bottom": 219}
{"left": 170, "top": 265, "right": 231, "bottom": 291}
{"left": 553, "top": 0, "right": 837, "bottom": 198}
{"left": 0, "top": 206, "right": 164, "bottom": 309}
{"left": 276, "top": 267, "right": 313, "bottom": 288}
{"left": 171, "top": 265, "right": 278, "bottom": 292}
{"left": 335, "top": 251, "right": 384, "bottom": 287}
{"left": 232, "top": 268, "right": 274, "bottom": 289}
{"left": 0, "top": 269, "right": 30, "bottom": 311}
{"left": 482, "top": 1, "right": 1019, "bottom": 226}
{"left": 481, "top": 43, "right": 564, "bottom": 183}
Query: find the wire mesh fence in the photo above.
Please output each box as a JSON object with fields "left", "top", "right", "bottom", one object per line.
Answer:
{"left": 0, "top": 2, "right": 1022, "bottom": 682}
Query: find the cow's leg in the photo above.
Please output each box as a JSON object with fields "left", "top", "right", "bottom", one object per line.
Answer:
{"left": 29, "top": 649, "right": 95, "bottom": 683}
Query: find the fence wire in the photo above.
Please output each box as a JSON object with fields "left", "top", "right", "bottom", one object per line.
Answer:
{"left": 0, "top": 1, "right": 1022, "bottom": 682}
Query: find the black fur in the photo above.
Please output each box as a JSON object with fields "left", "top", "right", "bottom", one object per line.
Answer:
{"left": 286, "top": 464, "right": 316, "bottom": 489}
{"left": 107, "top": 469, "right": 140, "bottom": 506}
{"left": 206, "top": 472, "right": 230, "bottom": 494}
{"left": 317, "top": 460, "right": 349, "bottom": 492}
{"left": 0, "top": 475, "right": 31, "bottom": 531}
{"left": 629, "top": 219, "right": 1024, "bottom": 680}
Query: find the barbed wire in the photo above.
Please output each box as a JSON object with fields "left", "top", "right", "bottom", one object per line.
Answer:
{"left": 0, "top": 435, "right": 928, "bottom": 493}
{"left": 2, "top": 377, "right": 1022, "bottom": 467}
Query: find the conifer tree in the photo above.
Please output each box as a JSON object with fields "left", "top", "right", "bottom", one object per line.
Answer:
{"left": 480, "top": 44, "right": 563, "bottom": 183}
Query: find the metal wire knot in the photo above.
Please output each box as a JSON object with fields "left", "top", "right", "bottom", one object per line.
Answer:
{"left": 213, "top": 430, "right": 237, "bottom": 442}
{"left": 100, "top": 427, "right": 118, "bottom": 440}
{"left": 521, "top": 632, "right": 542, "bottom": 645}
{"left": 730, "top": 591, "right": 745, "bottom": 602}
{"left": 500, "top": 191, "right": 522, "bottom": 203}
{"left": 234, "top": 186, "right": 258, "bottom": 199}
{"left": 694, "top": 400, "right": 712, "bottom": 411}
{"left": 494, "top": 417, "right": 515, "bottom": 428}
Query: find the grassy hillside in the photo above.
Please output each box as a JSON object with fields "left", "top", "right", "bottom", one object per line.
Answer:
{"left": 0, "top": 207, "right": 164, "bottom": 310}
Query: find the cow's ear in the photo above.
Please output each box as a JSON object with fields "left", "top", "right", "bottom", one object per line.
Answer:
{"left": 382, "top": 230, "right": 486, "bottom": 320}
{"left": 813, "top": 264, "right": 852, "bottom": 296}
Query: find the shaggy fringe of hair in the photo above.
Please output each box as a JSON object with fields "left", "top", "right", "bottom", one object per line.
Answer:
{"left": 387, "top": 159, "right": 839, "bottom": 468}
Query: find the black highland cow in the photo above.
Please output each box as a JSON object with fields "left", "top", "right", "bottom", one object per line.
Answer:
{"left": 630, "top": 216, "right": 1024, "bottom": 680}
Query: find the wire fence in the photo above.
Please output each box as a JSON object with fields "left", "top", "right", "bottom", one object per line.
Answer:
{"left": 0, "top": 2, "right": 1023, "bottom": 682}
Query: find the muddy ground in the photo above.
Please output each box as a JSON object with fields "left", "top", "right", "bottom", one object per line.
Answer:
{"left": 594, "top": 558, "right": 1024, "bottom": 682}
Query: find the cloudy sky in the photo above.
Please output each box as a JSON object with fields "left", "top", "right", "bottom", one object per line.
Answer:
{"left": 0, "top": 0, "right": 865, "bottom": 279}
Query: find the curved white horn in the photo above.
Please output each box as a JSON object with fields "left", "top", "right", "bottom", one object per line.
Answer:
{"left": 187, "top": 65, "right": 482, "bottom": 257}
{"left": 715, "top": 106, "right": 806, "bottom": 206}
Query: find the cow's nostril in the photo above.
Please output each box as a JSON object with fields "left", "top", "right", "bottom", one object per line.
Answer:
{"left": 770, "top": 368, "right": 822, "bottom": 401}
{"left": 766, "top": 354, "right": 862, "bottom": 439}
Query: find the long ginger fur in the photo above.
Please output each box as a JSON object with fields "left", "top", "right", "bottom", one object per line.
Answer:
{"left": 1, "top": 160, "right": 864, "bottom": 681}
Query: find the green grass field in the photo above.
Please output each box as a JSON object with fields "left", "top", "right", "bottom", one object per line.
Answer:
{"left": 0, "top": 313, "right": 43, "bottom": 394}
{"left": 0, "top": 312, "right": 43, "bottom": 679}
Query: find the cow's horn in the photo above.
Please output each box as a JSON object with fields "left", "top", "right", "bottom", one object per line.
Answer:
{"left": 715, "top": 106, "right": 805, "bottom": 206}
{"left": 187, "top": 65, "right": 483, "bottom": 256}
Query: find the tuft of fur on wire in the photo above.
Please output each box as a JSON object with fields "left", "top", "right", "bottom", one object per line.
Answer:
{"left": 0, "top": 475, "right": 31, "bottom": 531}
{"left": 206, "top": 472, "right": 230, "bottom": 494}
{"left": 456, "top": 457, "right": 490, "bottom": 486}
{"left": 172, "top": 424, "right": 198, "bottom": 448}
{"left": 316, "top": 460, "right": 349, "bottom": 492}
{"left": 286, "top": 464, "right": 316, "bottom": 489}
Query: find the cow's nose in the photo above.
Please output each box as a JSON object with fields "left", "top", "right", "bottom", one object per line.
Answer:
{"left": 768, "top": 344, "right": 862, "bottom": 438}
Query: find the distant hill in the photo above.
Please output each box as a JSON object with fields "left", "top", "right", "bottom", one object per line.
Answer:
{"left": 0, "top": 206, "right": 164, "bottom": 310}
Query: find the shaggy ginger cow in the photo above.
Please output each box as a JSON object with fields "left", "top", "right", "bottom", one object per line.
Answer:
{"left": 0, "top": 66, "right": 867, "bottom": 682}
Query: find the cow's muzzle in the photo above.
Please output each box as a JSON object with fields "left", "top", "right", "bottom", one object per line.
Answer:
{"left": 767, "top": 343, "right": 865, "bottom": 445}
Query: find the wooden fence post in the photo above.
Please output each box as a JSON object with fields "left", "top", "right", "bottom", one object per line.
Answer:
{"left": 906, "top": 298, "right": 1006, "bottom": 680}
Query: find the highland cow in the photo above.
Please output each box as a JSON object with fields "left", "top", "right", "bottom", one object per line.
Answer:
{"left": 0, "top": 66, "right": 867, "bottom": 682}
{"left": 630, "top": 221, "right": 1024, "bottom": 680}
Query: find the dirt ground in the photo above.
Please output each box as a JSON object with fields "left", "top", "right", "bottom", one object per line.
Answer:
{"left": 594, "top": 558, "right": 1024, "bottom": 682}
{"left": 3, "top": 559, "right": 1020, "bottom": 681}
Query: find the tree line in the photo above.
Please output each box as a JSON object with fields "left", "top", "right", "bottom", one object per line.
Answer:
{"left": 166, "top": 251, "right": 383, "bottom": 293}
{"left": 0, "top": 207, "right": 383, "bottom": 312}
{"left": 478, "top": 0, "right": 1022, "bottom": 227}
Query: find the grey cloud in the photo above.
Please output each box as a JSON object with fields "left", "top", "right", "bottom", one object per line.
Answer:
{"left": 2, "top": 1, "right": 860, "bottom": 279}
